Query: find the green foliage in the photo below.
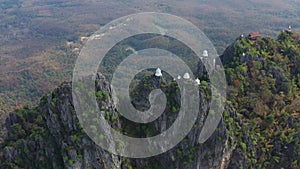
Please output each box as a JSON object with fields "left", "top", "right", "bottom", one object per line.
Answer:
{"left": 67, "top": 160, "right": 74, "bottom": 166}
{"left": 222, "top": 32, "right": 300, "bottom": 168}
{"left": 240, "top": 142, "right": 247, "bottom": 152}
{"left": 2, "top": 31, "right": 300, "bottom": 169}
{"left": 96, "top": 90, "right": 103, "bottom": 99}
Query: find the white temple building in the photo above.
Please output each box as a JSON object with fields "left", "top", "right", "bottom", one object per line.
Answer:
{"left": 183, "top": 73, "right": 190, "bottom": 79}
{"left": 195, "top": 78, "right": 201, "bottom": 85}
{"left": 155, "top": 68, "right": 162, "bottom": 77}
{"left": 288, "top": 25, "right": 292, "bottom": 32}
{"left": 203, "top": 50, "right": 208, "bottom": 57}
{"left": 201, "top": 50, "right": 208, "bottom": 60}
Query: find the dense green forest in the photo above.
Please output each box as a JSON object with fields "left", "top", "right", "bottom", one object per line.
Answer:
{"left": 222, "top": 31, "right": 300, "bottom": 168}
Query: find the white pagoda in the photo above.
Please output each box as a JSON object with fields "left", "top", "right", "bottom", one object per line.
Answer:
{"left": 183, "top": 73, "right": 190, "bottom": 79}
{"left": 203, "top": 50, "right": 208, "bottom": 57}
{"left": 155, "top": 68, "right": 162, "bottom": 77}
{"left": 195, "top": 78, "right": 201, "bottom": 85}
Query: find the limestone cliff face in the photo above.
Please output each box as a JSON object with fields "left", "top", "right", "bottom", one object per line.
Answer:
{"left": 1, "top": 72, "right": 232, "bottom": 169}
{"left": 129, "top": 75, "right": 230, "bottom": 169}
{"left": 2, "top": 80, "right": 122, "bottom": 169}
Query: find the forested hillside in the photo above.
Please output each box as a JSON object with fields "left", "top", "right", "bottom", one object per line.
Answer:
{"left": 221, "top": 31, "right": 300, "bottom": 168}
{"left": 1, "top": 31, "right": 299, "bottom": 168}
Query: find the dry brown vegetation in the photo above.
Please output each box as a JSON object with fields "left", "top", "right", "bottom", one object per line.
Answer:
{"left": 1, "top": 0, "right": 300, "bottom": 116}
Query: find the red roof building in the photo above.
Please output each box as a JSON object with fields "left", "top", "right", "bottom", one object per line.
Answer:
{"left": 248, "top": 32, "right": 260, "bottom": 40}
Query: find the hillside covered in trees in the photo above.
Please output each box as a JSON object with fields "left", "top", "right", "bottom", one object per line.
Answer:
{"left": 0, "top": 31, "right": 300, "bottom": 168}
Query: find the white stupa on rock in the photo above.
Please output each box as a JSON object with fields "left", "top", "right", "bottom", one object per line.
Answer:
{"left": 203, "top": 50, "right": 208, "bottom": 57}
{"left": 155, "top": 68, "right": 162, "bottom": 77}
{"left": 195, "top": 78, "right": 201, "bottom": 85}
{"left": 177, "top": 75, "right": 181, "bottom": 80}
{"left": 183, "top": 73, "right": 190, "bottom": 79}
{"left": 288, "top": 25, "right": 292, "bottom": 32}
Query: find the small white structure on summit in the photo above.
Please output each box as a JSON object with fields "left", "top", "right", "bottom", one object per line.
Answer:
{"left": 203, "top": 50, "right": 208, "bottom": 57}
{"left": 195, "top": 78, "right": 201, "bottom": 85}
{"left": 288, "top": 25, "right": 292, "bottom": 32}
{"left": 177, "top": 75, "right": 181, "bottom": 80}
{"left": 242, "top": 53, "right": 246, "bottom": 57}
{"left": 183, "top": 73, "right": 190, "bottom": 79}
{"left": 155, "top": 68, "right": 162, "bottom": 77}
